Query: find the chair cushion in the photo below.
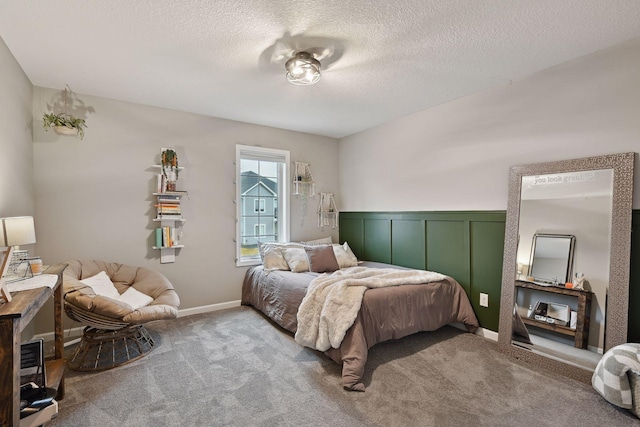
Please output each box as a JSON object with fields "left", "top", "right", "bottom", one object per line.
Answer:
{"left": 79, "top": 271, "right": 120, "bottom": 299}
{"left": 64, "top": 260, "right": 180, "bottom": 324}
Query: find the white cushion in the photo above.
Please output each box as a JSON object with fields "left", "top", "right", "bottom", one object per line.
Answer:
{"left": 282, "top": 247, "right": 310, "bottom": 273}
{"left": 117, "top": 287, "right": 153, "bottom": 310}
{"left": 261, "top": 244, "right": 290, "bottom": 271}
{"left": 80, "top": 271, "right": 120, "bottom": 299}
{"left": 258, "top": 241, "right": 303, "bottom": 263}
{"left": 333, "top": 242, "right": 359, "bottom": 268}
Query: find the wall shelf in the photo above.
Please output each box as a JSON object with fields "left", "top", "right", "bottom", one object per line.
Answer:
{"left": 292, "top": 162, "right": 315, "bottom": 196}
{"left": 317, "top": 192, "right": 338, "bottom": 229}
{"left": 151, "top": 149, "right": 186, "bottom": 264}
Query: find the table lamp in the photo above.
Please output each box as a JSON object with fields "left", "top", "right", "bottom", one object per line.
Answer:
{"left": 0, "top": 216, "right": 36, "bottom": 302}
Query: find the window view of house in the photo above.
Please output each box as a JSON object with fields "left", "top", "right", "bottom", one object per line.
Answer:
{"left": 236, "top": 145, "right": 289, "bottom": 266}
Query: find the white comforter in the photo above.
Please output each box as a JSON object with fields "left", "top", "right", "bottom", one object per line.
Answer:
{"left": 294, "top": 266, "right": 446, "bottom": 352}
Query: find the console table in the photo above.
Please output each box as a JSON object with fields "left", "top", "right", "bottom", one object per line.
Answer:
{"left": 515, "top": 280, "right": 592, "bottom": 349}
{"left": 0, "top": 263, "right": 67, "bottom": 427}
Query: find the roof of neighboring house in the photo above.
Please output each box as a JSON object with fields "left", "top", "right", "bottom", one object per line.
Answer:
{"left": 241, "top": 171, "right": 278, "bottom": 195}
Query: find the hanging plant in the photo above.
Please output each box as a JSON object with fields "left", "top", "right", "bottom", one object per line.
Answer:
{"left": 43, "top": 112, "right": 87, "bottom": 139}
{"left": 161, "top": 149, "right": 179, "bottom": 181}
{"left": 42, "top": 86, "right": 88, "bottom": 139}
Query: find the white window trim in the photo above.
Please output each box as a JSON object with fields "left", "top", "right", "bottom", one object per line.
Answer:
{"left": 236, "top": 144, "right": 290, "bottom": 267}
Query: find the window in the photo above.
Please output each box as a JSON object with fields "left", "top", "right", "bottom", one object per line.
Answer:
{"left": 236, "top": 145, "right": 290, "bottom": 266}
{"left": 254, "top": 223, "right": 266, "bottom": 236}
{"left": 254, "top": 199, "right": 265, "bottom": 213}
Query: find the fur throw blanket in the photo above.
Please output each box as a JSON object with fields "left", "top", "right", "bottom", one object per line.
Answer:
{"left": 295, "top": 266, "right": 446, "bottom": 352}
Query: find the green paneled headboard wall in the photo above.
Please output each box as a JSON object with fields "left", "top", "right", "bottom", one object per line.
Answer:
{"left": 339, "top": 210, "right": 640, "bottom": 338}
{"left": 339, "top": 211, "right": 506, "bottom": 331}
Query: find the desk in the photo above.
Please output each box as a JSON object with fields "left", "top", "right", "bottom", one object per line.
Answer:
{"left": 516, "top": 280, "right": 592, "bottom": 349}
{"left": 0, "top": 263, "right": 67, "bottom": 427}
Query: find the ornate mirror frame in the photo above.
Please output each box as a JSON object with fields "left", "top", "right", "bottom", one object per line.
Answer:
{"left": 498, "top": 152, "right": 635, "bottom": 383}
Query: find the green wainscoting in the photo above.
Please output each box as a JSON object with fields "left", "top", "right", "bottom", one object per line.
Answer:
{"left": 340, "top": 210, "right": 640, "bottom": 338}
{"left": 339, "top": 211, "right": 506, "bottom": 331}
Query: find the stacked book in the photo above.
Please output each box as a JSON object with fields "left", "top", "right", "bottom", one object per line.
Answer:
{"left": 156, "top": 194, "right": 181, "bottom": 219}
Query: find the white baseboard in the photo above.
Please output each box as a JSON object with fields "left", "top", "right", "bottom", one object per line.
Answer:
{"left": 33, "top": 325, "right": 84, "bottom": 345}
{"left": 177, "top": 300, "right": 241, "bottom": 317}
{"left": 475, "top": 327, "right": 499, "bottom": 341}
{"left": 451, "top": 323, "right": 498, "bottom": 341}
{"left": 33, "top": 300, "right": 243, "bottom": 344}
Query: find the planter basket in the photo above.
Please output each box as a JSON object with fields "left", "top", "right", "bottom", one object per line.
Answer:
{"left": 53, "top": 125, "right": 79, "bottom": 136}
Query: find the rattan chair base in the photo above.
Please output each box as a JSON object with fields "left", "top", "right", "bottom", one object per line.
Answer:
{"left": 68, "top": 324, "right": 155, "bottom": 371}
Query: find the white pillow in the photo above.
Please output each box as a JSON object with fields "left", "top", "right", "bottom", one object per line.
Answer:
{"left": 117, "top": 287, "right": 153, "bottom": 310}
{"left": 80, "top": 271, "right": 120, "bottom": 299}
{"left": 333, "top": 242, "right": 359, "bottom": 268}
{"left": 282, "top": 247, "right": 310, "bottom": 273}
{"left": 300, "top": 236, "right": 333, "bottom": 246}
{"left": 258, "top": 241, "right": 303, "bottom": 262}
{"left": 261, "top": 244, "right": 290, "bottom": 271}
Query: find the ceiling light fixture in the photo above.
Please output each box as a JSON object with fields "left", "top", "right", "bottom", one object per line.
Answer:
{"left": 285, "top": 51, "right": 321, "bottom": 85}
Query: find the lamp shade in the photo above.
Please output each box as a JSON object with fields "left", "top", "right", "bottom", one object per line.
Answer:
{"left": 1, "top": 216, "right": 36, "bottom": 246}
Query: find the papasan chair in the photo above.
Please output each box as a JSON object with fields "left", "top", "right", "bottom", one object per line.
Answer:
{"left": 63, "top": 260, "right": 180, "bottom": 371}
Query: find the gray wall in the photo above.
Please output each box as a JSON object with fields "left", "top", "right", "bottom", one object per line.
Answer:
{"left": 339, "top": 37, "right": 640, "bottom": 211}
{"left": 0, "top": 37, "right": 34, "bottom": 218}
{"left": 31, "top": 88, "right": 339, "bottom": 319}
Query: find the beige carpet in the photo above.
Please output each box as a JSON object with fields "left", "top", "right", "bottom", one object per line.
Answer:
{"left": 49, "top": 307, "right": 639, "bottom": 426}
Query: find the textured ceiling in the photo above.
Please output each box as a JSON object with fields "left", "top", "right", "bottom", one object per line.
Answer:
{"left": 1, "top": 1, "right": 640, "bottom": 138}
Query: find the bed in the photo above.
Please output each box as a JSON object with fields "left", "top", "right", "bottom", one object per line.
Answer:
{"left": 241, "top": 258, "right": 480, "bottom": 391}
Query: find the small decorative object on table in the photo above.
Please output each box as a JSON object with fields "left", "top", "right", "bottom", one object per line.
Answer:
{"left": 573, "top": 272, "right": 586, "bottom": 290}
{"left": 28, "top": 258, "right": 43, "bottom": 276}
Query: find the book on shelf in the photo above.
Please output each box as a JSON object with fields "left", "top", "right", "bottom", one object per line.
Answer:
{"left": 157, "top": 214, "right": 181, "bottom": 219}
{"left": 155, "top": 228, "right": 162, "bottom": 248}
{"left": 156, "top": 174, "right": 164, "bottom": 193}
{"left": 164, "top": 226, "right": 172, "bottom": 247}
{"left": 157, "top": 208, "right": 180, "bottom": 213}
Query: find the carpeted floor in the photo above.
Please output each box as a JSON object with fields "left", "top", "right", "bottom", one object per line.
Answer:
{"left": 49, "top": 307, "right": 639, "bottom": 426}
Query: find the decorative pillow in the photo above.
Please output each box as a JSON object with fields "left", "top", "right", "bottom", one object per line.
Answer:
{"left": 300, "top": 236, "right": 333, "bottom": 246}
{"left": 305, "top": 245, "right": 340, "bottom": 273}
{"left": 261, "top": 244, "right": 290, "bottom": 271}
{"left": 258, "top": 241, "right": 303, "bottom": 262}
{"left": 80, "top": 271, "right": 120, "bottom": 299}
{"left": 282, "top": 247, "right": 309, "bottom": 273}
{"left": 117, "top": 287, "right": 154, "bottom": 310}
{"left": 333, "top": 242, "right": 359, "bottom": 268}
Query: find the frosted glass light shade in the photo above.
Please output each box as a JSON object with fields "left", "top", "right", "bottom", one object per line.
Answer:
{"left": 1, "top": 216, "right": 36, "bottom": 246}
{"left": 285, "top": 52, "right": 321, "bottom": 85}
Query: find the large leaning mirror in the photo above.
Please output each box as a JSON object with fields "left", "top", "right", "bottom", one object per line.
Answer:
{"left": 498, "top": 152, "right": 635, "bottom": 383}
